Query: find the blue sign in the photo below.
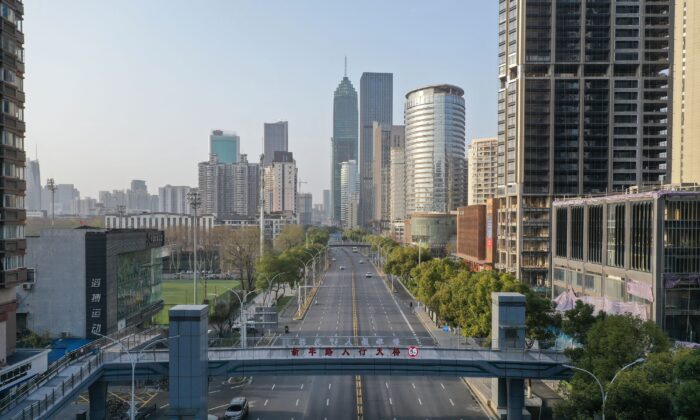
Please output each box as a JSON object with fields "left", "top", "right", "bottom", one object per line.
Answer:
{"left": 442, "top": 325, "right": 450, "bottom": 332}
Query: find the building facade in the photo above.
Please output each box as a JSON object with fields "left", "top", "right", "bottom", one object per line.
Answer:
{"left": 158, "top": 185, "right": 192, "bottom": 215}
{"left": 263, "top": 152, "right": 296, "bottom": 214}
{"left": 219, "top": 213, "right": 296, "bottom": 241}
{"left": 552, "top": 188, "right": 700, "bottom": 343}
{"left": 198, "top": 154, "right": 259, "bottom": 220}
{"left": 495, "top": 0, "right": 673, "bottom": 286}
{"left": 25, "top": 158, "right": 39, "bottom": 211}
{"left": 340, "top": 160, "right": 359, "bottom": 229}
{"left": 404, "top": 84, "right": 467, "bottom": 215}
{"left": 389, "top": 128, "right": 406, "bottom": 223}
{"left": 296, "top": 192, "right": 312, "bottom": 225}
{"left": 322, "top": 189, "right": 331, "bottom": 224}
{"left": 331, "top": 73, "right": 358, "bottom": 223}
{"left": 209, "top": 130, "right": 240, "bottom": 164}
{"left": 0, "top": 0, "right": 26, "bottom": 367}
{"left": 403, "top": 212, "right": 457, "bottom": 257}
{"left": 467, "top": 138, "right": 498, "bottom": 205}
{"left": 371, "top": 122, "right": 391, "bottom": 230}
{"left": 263, "top": 121, "right": 288, "bottom": 166}
{"left": 19, "top": 228, "right": 165, "bottom": 339}
{"left": 672, "top": 0, "right": 700, "bottom": 184}
{"left": 359, "top": 72, "right": 393, "bottom": 227}
{"left": 105, "top": 212, "right": 215, "bottom": 231}
{"left": 455, "top": 203, "right": 497, "bottom": 271}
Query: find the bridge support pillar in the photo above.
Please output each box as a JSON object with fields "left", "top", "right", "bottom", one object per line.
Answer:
{"left": 88, "top": 380, "right": 107, "bottom": 420}
{"left": 167, "top": 304, "right": 209, "bottom": 419}
{"left": 507, "top": 378, "right": 525, "bottom": 420}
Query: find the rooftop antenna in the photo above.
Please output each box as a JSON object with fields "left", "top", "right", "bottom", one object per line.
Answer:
{"left": 344, "top": 56, "right": 347, "bottom": 77}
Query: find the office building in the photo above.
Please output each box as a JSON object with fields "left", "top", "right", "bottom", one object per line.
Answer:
{"left": 331, "top": 69, "right": 358, "bottom": 223}
{"left": 390, "top": 128, "right": 406, "bottom": 223}
{"left": 404, "top": 84, "right": 466, "bottom": 214}
{"left": 495, "top": 0, "right": 672, "bottom": 286}
{"left": 322, "top": 189, "right": 331, "bottom": 224}
{"left": 263, "top": 151, "right": 297, "bottom": 214}
{"left": 467, "top": 138, "right": 498, "bottom": 205}
{"left": 0, "top": 0, "right": 25, "bottom": 368}
{"left": 198, "top": 154, "right": 260, "bottom": 219}
{"left": 359, "top": 72, "right": 393, "bottom": 227}
{"left": 373, "top": 124, "right": 405, "bottom": 230}
{"left": 128, "top": 179, "right": 150, "bottom": 212}
{"left": 210, "top": 130, "right": 240, "bottom": 164}
{"left": 340, "top": 160, "right": 359, "bottom": 229}
{"left": 673, "top": 0, "right": 700, "bottom": 184}
{"left": 296, "top": 192, "right": 312, "bottom": 225}
{"left": 25, "top": 158, "right": 40, "bottom": 211}
{"left": 263, "top": 121, "right": 288, "bottom": 166}
{"left": 403, "top": 212, "right": 457, "bottom": 257}
{"left": 19, "top": 228, "right": 166, "bottom": 339}
{"left": 552, "top": 187, "right": 700, "bottom": 343}
{"left": 455, "top": 202, "right": 497, "bottom": 271}
{"left": 158, "top": 185, "right": 192, "bottom": 214}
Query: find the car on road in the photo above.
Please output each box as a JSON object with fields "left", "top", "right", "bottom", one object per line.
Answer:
{"left": 339, "top": 266, "right": 345, "bottom": 270}
{"left": 358, "top": 260, "right": 363, "bottom": 264}
{"left": 332, "top": 257, "right": 336, "bottom": 262}
{"left": 365, "top": 272, "right": 372, "bottom": 278}
{"left": 224, "top": 396, "right": 249, "bottom": 419}
{"left": 352, "top": 247, "right": 358, "bottom": 253}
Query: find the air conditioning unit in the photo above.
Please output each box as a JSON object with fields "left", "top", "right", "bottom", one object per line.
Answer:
{"left": 22, "top": 283, "right": 33, "bottom": 291}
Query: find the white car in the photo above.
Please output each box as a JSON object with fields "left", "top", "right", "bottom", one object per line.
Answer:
{"left": 365, "top": 272, "right": 372, "bottom": 278}
{"left": 339, "top": 266, "right": 345, "bottom": 270}
{"left": 359, "top": 260, "right": 364, "bottom": 264}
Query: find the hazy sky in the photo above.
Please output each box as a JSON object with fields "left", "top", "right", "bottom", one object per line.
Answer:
{"left": 24, "top": 1, "right": 498, "bottom": 202}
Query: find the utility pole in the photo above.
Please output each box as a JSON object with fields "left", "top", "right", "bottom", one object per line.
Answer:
{"left": 46, "top": 178, "right": 57, "bottom": 227}
{"left": 187, "top": 189, "right": 202, "bottom": 304}
{"left": 116, "top": 204, "right": 126, "bottom": 228}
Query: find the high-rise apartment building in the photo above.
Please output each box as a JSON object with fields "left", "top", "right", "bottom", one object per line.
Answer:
{"left": 390, "top": 128, "right": 406, "bottom": 223}
{"left": 373, "top": 124, "right": 405, "bottom": 230}
{"left": 495, "top": 0, "right": 672, "bottom": 286}
{"left": 673, "top": 0, "right": 700, "bottom": 184}
{"left": 322, "top": 189, "right": 331, "bottom": 223}
{"left": 359, "top": 72, "right": 393, "bottom": 227}
{"left": 331, "top": 70, "right": 358, "bottom": 223}
{"left": 404, "top": 84, "right": 466, "bottom": 214}
{"left": 340, "top": 160, "right": 359, "bottom": 229}
{"left": 263, "top": 121, "right": 289, "bottom": 166}
{"left": 467, "top": 138, "right": 498, "bottom": 205}
{"left": 296, "top": 192, "right": 312, "bottom": 225}
{"left": 0, "top": 0, "right": 25, "bottom": 367}
{"left": 25, "top": 158, "right": 40, "bottom": 212}
{"left": 264, "top": 151, "right": 297, "bottom": 214}
{"left": 158, "top": 185, "right": 192, "bottom": 214}
{"left": 210, "top": 130, "right": 240, "bottom": 164}
{"left": 198, "top": 154, "right": 259, "bottom": 219}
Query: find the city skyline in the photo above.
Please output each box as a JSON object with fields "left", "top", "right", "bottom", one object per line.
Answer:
{"left": 24, "top": 1, "right": 498, "bottom": 202}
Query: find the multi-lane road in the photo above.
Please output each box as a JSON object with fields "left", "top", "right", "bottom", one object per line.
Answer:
{"left": 205, "top": 247, "right": 487, "bottom": 419}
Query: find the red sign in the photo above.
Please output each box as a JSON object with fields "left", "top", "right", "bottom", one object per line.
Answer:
{"left": 407, "top": 346, "right": 419, "bottom": 358}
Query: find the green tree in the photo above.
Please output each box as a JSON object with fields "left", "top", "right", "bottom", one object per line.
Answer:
{"left": 410, "top": 259, "right": 461, "bottom": 312}
{"left": 220, "top": 227, "right": 260, "bottom": 291}
{"left": 385, "top": 246, "right": 432, "bottom": 283}
{"left": 305, "top": 226, "right": 330, "bottom": 246}
{"left": 561, "top": 301, "right": 603, "bottom": 347}
{"left": 672, "top": 349, "right": 700, "bottom": 419}
{"left": 274, "top": 225, "right": 306, "bottom": 251}
{"left": 208, "top": 300, "right": 231, "bottom": 337}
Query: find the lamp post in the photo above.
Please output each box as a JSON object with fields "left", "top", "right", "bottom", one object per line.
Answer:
{"left": 93, "top": 333, "right": 179, "bottom": 420}
{"left": 116, "top": 204, "right": 126, "bottom": 229}
{"left": 225, "top": 288, "right": 257, "bottom": 348}
{"left": 564, "top": 357, "right": 645, "bottom": 420}
{"left": 261, "top": 272, "right": 285, "bottom": 306}
{"left": 187, "top": 189, "right": 202, "bottom": 304}
{"left": 293, "top": 257, "right": 312, "bottom": 306}
{"left": 46, "top": 178, "right": 57, "bottom": 227}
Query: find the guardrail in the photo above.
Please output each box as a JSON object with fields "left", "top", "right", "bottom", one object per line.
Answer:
{"left": 9, "top": 352, "right": 103, "bottom": 420}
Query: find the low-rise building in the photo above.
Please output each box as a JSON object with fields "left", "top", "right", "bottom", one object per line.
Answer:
{"left": 404, "top": 212, "right": 456, "bottom": 257}
{"left": 455, "top": 201, "right": 497, "bottom": 271}
{"left": 552, "top": 187, "right": 700, "bottom": 343}
{"left": 105, "top": 212, "right": 215, "bottom": 231}
{"left": 219, "top": 212, "right": 296, "bottom": 241}
{"left": 18, "top": 228, "right": 167, "bottom": 339}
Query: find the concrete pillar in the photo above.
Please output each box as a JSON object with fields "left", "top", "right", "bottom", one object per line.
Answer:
{"left": 168, "top": 305, "right": 209, "bottom": 419}
{"left": 88, "top": 380, "right": 107, "bottom": 420}
{"left": 507, "top": 379, "right": 525, "bottom": 420}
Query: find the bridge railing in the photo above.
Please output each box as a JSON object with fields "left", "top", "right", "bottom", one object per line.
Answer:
{"left": 8, "top": 352, "right": 103, "bottom": 420}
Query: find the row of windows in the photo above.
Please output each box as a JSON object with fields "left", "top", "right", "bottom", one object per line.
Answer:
{"left": 1, "top": 162, "right": 23, "bottom": 179}
{"left": 3, "top": 254, "right": 23, "bottom": 270}
{"left": 2, "top": 98, "right": 23, "bottom": 121}
{"left": 1, "top": 130, "right": 24, "bottom": 149}
{"left": 0, "top": 3, "right": 22, "bottom": 30}
{"left": 0, "top": 224, "right": 23, "bottom": 239}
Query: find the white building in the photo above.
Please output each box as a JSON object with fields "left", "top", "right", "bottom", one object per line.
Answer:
{"left": 158, "top": 185, "right": 192, "bottom": 214}
{"left": 198, "top": 154, "right": 259, "bottom": 219}
{"left": 219, "top": 213, "right": 296, "bottom": 241}
{"left": 264, "top": 151, "right": 297, "bottom": 214}
{"left": 389, "top": 129, "right": 406, "bottom": 223}
{"left": 340, "top": 160, "right": 359, "bottom": 229}
{"left": 105, "top": 212, "right": 215, "bottom": 231}
{"left": 467, "top": 137, "right": 498, "bottom": 205}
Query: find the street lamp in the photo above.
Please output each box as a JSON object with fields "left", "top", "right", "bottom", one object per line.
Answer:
{"left": 260, "top": 272, "right": 286, "bottom": 306}
{"left": 46, "top": 178, "right": 57, "bottom": 227}
{"left": 563, "top": 357, "right": 645, "bottom": 420}
{"left": 187, "top": 189, "right": 202, "bottom": 304}
{"left": 93, "top": 333, "right": 179, "bottom": 420}
{"left": 116, "top": 204, "right": 126, "bottom": 229}
{"left": 225, "top": 288, "right": 257, "bottom": 348}
{"left": 293, "top": 256, "right": 312, "bottom": 305}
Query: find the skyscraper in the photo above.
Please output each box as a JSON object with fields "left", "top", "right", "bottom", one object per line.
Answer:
{"left": 331, "top": 65, "right": 358, "bottom": 223}
{"left": 296, "top": 192, "right": 312, "bottom": 225}
{"left": 373, "top": 124, "right": 404, "bottom": 230}
{"left": 322, "top": 189, "right": 331, "bottom": 223}
{"left": 198, "top": 154, "right": 259, "bottom": 219}
{"left": 359, "top": 72, "right": 393, "bottom": 227}
{"left": 495, "top": 0, "right": 672, "bottom": 286}
{"left": 264, "top": 151, "right": 297, "bottom": 214}
{"left": 263, "top": 121, "right": 289, "bottom": 166}
{"left": 210, "top": 130, "right": 240, "bottom": 164}
{"left": 25, "top": 158, "right": 41, "bottom": 212}
{"left": 467, "top": 138, "right": 498, "bottom": 205}
{"left": 404, "top": 84, "right": 466, "bottom": 214}
{"left": 0, "top": 0, "right": 25, "bottom": 366}
{"left": 158, "top": 185, "right": 192, "bottom": 214}
{"left": 673, "top": 0, "right": 700, "bottom": 184}
{"left": 340, "top": 160, "right": 359, "bottom": 229}
{"left": 390, "top": 127, "right": 406, "bottom": 223}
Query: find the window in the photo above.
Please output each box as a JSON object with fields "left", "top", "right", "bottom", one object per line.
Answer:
{"left": 0, "top": 224, "right": 23, "bottom": 239}
{"left": 571, "top": 207, "right": 584, "bottom": 260}
{"left": 3, "top": 193, "right": 23, "bottom": 208}
{"left": 604, "top": 276, "right": 624, "bottom": 300}
{"left": 1, "top": 162, "right": 23, "bottom": 179}
{"left": 555, "top": 208, "right": 568, "bottom": 257}
{"left": 664, "top": 199, "right": 700, "bottom": 273}
{"left": 608, "top": 204, "right": 625, "bottom": 267}
{"left": 588, "top": 205, "right": 603, "bottom": 263}
{"left": 2, "top": 254, "right": 23, "bottom": 270}
{"left": 630, "top": 202, "right": 653, "bottom": 272}
{"left": 2, "top": 99, "right": 23, "bottom": 120}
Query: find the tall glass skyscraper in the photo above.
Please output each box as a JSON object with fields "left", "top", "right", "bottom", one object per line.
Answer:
{"left": 209, "top": 130, "right": 240, "bottom": 164}
{"left": 404, "top": 84, "right": 466, "bottom": 214}
{"left": 359, "top": 72, "right": 392, "bottom": 228}
{"left": 331, "top": 71, "right": 358, "bottom": 223}
{"left": 263, "top": 121, "right": 288, "bottom": 166}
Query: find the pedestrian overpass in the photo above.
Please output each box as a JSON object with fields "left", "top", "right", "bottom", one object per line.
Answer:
{"left": 327, "top": 241, "right": 371, "bottom": 248}
{"left": 4, "top": 294, "right": 571, "bottom": 420}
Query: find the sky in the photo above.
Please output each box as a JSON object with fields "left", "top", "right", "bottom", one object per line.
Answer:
{"left": 24, "top": 1, "right": 498, "bottom": 203}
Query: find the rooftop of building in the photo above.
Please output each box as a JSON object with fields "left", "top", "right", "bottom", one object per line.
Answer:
{"left": 405, "top": 84, "right": 464, "bottom": 99}
{"left": 553, "top": 184, "right": 700, "bottom": 207}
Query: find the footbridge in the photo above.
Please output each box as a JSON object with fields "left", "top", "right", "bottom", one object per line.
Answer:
{"left": 4, "top": 293, "right": 571, "bottom": 420}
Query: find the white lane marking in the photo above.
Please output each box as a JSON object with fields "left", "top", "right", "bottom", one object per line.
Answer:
{"left": 271, "top": 384, "right": 276, "bottom": 391}
{"left": 296, "top": 399, "right": 300, "bottom": 406}
{"left": 385, "top": 381, "right": 389, "bottom": 389}
{"left": 389, "top": 397, "right": 393, "bottom": 405}
{"left": 449, "top": 398, "right": 455, "bottom": 406}
{"left": 440, "top": 383, "right": 446, "bottom": 390}
{"left": 300, "top": 383, "right": 304, "bottom": 390}
{"left": 209, "top": 403, "right": 229, "bottom": 410}
{"left": 412, "top": 382, "right": 416, "bottom": 389}
{"left": 418, "top": 398, "right": 422, "bottom": 405}
{"left": 326, "top": 398, "right": 330, "bottom": 406}
{"left": 161, "top": 403, "right": 169, "bottom": 409}
{"left": 328, "top": 383, "right": 332, "bottom": 390}
{"left": 209, "top": 390, "right": 221, "bottom": 394}
{"left": 264, "top": 399, "right": 269, "bottom": 406}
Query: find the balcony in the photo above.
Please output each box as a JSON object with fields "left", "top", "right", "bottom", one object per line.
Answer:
{"left": 0, "top": 238, "right": 25, "bottom": 252}
{"left": 0, "top": 266, "right": 26, "bottom": 288}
